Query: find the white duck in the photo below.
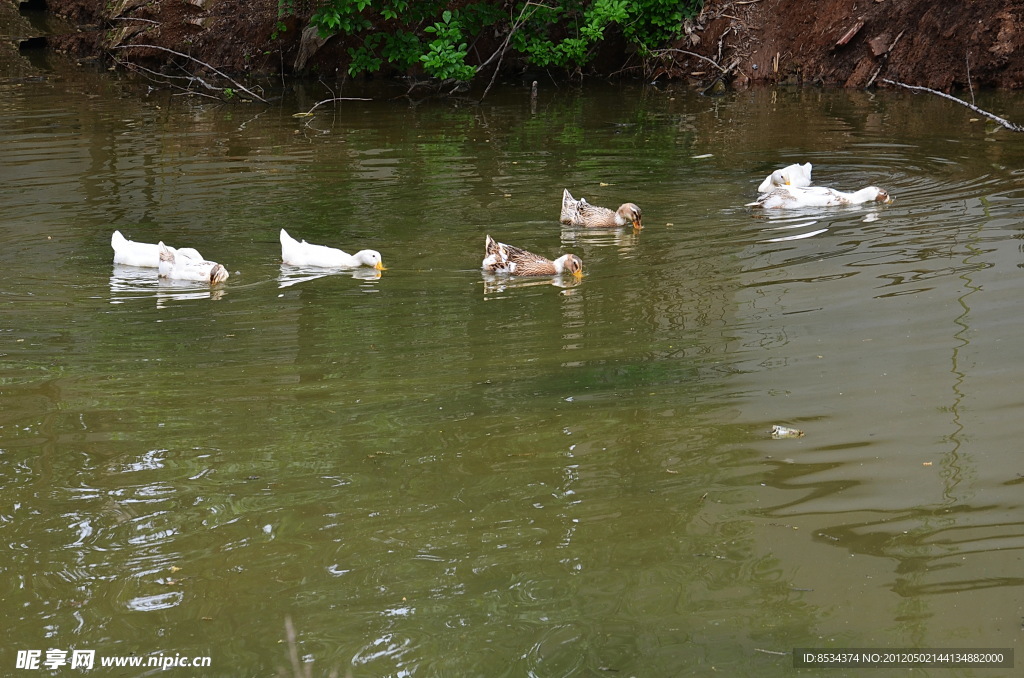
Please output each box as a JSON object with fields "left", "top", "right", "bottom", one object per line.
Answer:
{"left": 757, "top": 162, "right": 813, "bottom": 194}
{"left": 112, "top": 230, "right": 203, "bottom": 268}
{"left": 749, "top": 185, "right": 892, "bottom": 209}
{"left": 280, "top": 229, "right": 385, "bottom": 269}
{"left": 158, "top": 243, "right": 229, "bottom": 284}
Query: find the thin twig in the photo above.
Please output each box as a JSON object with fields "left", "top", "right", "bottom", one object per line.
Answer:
{"left": 864, "top": 29, "right": 904, "bottom": 88}
{"left": 112, "top": 57, "right": 224, "bottom": 101}
{"left": 966, "top": 51, "right": 975, "bottom": 105}
{"left": 882, "top": 78, "right": 1024, "bottom": 132}
{"left": 111, "top": 17, "right": 160, "bottom": 25}
{"left": 650, "top": 48, "right": 726, "bottom": 73}
{"left": 479, "top": 2, "right": 544, "bottom": 102}
{"left": 294, "top": 96, "right": 372, "bottom": 117}
{"left": 112, "top": 44, "right": 268, "bottom": 103}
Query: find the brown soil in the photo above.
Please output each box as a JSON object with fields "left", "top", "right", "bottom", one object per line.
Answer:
{"left": 40, "top": 0, "right": 1024, "bottom": 91}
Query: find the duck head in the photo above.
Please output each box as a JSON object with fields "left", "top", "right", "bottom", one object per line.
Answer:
{"left": 618, "top": 203, "right": 643, "bottom": 230}
{"left": 555, "top": 254, "right": 584, "bottom": 278}
{"left": 210, "top": 264, "right": 230, "bottom": 284}
{"left": 356, "top": 250, "right": 386, "bottom": 270}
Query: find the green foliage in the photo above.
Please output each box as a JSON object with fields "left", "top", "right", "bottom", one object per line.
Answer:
{"left": 420, "top": 10, "right": 476, "bottom": 81}
{"left": 305, "top": 0, "right": 704, "bottom": 82}
{"left": 311, "top": 0, "right": 373, "bottom": 37}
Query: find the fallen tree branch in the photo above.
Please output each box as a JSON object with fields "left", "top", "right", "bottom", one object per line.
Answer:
{"left": 882, "top": 78, "right": 1024, "bottom": 132}
{"left": 649, "top": 48, "right": 727, "bottom": 74}
{"left": 293, "top": 97, "right": 373, "bottom": 117}
{"left": 112, "top": 44, "right": 268, "bottom": 103}
{"left": 479, "top": 2, "right": 546, "bottom": 102}
{"left": 864, "top": 29, "right": 904, "bottom": 88}
{"left": 112, "top": 56, "right": 225, "bottom": 101}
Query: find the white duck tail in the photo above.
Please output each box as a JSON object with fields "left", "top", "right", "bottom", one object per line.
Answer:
{"left": 112, "top": 230, "right": 203, "bottom": 267}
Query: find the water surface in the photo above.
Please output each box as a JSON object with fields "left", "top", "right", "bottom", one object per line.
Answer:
{"left": 3, "top": 33, "right": 1024, "bottom": 677}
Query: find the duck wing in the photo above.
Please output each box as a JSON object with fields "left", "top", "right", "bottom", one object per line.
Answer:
{"left": 561, "top": 189, "right": 583, "bottom": 224}
{"left": 504, "top": 243, "right": 557, "bottom": 275}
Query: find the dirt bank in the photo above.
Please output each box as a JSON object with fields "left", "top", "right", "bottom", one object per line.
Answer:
{"left": 39, "top": 0, "right": 1024, "bottom": 91}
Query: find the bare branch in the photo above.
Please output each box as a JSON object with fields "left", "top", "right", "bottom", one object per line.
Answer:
{"left": 111, "top": 17, "right": 161, "bottom": 25}
{"left": 112, "top": 57, "right": 224, "bottom": 101}
{"left": 293, "top": 97, "right": 372, "bottom": 118}
{"left": 966, "top": 51, "right": 975, "bottom": 105}
{"left": 112, "top": 44, "right": 268, "bottom": 103}
{"left": 882, "top": 78, "right": 1024, "bottom": 132}
{"left": 649, "top": 48, "right": 727, "bottom": 73}
{"left": 479, "top": 2, "right": 546, "bottom": 102}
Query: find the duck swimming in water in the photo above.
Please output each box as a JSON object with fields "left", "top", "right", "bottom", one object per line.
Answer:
{"left": 482, "top": 235, "right": 583, "bottom": 277}
{"left": 158, "top": 243, "right": 229, "bottom": 284}
{"left": 560, "top": 189, "right": 642, "bottom": 230}
{"left": 749, "top": 185, "right": 892, "bottom": 209}
{"left": 279, "top": 229, "right": 385, "bottom": 269}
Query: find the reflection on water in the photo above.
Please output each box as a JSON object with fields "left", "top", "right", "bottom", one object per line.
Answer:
{"left": 109, "top": 265, "right": 228, "bottom": 305}
{"left": 480, "top": 271, "right": 582, "bottom": 297}
{"left": 3, "top": 61, "right": 1024, "bottom": 675}
{"left": 278, "top": 264, "right": 383, "bottom": 289}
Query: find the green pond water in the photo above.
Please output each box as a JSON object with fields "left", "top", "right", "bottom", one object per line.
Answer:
{"left": 3, "top": 17, "right": 1024, "bottom": 678}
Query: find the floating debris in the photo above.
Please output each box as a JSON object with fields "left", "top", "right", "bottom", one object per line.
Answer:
{"left": 771, "top": 424, "right": 805, "bottom": 439}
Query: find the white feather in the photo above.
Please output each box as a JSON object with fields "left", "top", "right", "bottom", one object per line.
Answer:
{"left": 280, "top": 229, "right": 384, "bottom": 269}
{"left": 112, "top": 230, "right": 202, "bottom": 267}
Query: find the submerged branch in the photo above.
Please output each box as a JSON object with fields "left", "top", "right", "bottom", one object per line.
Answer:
{"left": 293, "top": 97, "right": 373, "bottom": 117}
{"left": 882, "top": 79, "right": 1024, "bottom": 132}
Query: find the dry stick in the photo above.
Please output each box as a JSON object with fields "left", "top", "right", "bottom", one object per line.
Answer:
{"left": 882, "top": 78, "right": 1024, "bottom": 132}
{"left": 479, "top": 3, "right": 544, "bottom": 102}
{"left": 111, "top": 17, "right": 160, "bottom": 25}
{"left": 649, "top": 48, "right": 727, "bottom": 74}
{"left": 295, "top": 96, "right": 372, "bottom": 117}
{"left": 966, "top": 51, "right": 975, "bottom": 105}
{"left": 112, "top": 57, "right": 224, "bottom": 101}
{"left": 112, "top": 44, "right": 268, "bottom": 103}
{"left": 864, "top": 29, "right": 904, "bottom": 88}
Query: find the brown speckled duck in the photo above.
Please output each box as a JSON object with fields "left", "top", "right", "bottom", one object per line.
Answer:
{"left": 560, "top": 189, "right": 643, "bottom": 230}
{"left": 482, "top": 235, "right": 583, "bottom": 277}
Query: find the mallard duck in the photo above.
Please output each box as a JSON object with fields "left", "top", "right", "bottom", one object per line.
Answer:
{"left": 158, "top": 243, "right": 229, "bottom": 284}
{"left": 757, "top": 162, "right": 813, "bottom": 194}
{"left": 560, "top": 189, "right": 642, "bottom": 230}
{"left": 280, "top": 229, "right": 385, "bottom": 269}
{"left": 748, "top": 185, "right": 892, "bottom": 209}
{"left": 111, "top": 230, "right": 203, "bottom": 268}
{"left": 482, "top": 235, "right": 583, "bottom": 277}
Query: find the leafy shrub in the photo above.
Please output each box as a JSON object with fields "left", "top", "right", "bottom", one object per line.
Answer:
{"left": 306, "top": 0, "right": 704, "bottom": 81}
